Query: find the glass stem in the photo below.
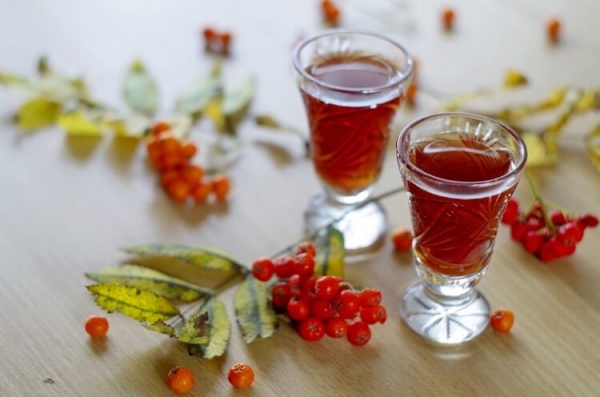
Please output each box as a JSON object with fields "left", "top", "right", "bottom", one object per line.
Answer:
{"left": 271, "top": 186, "right": 406, "bottom": 258}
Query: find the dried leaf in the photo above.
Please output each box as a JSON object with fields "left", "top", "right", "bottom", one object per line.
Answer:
{"left": 584, "top": 124, "right": 600, "bottom": 173}
{"left": 58, "top": 108, "right": 104, "bottom": 136}
{"left": 255, "top": 114, "right": 282, "bottom": 129}
{"left": 86, "top": 283, "right": 180, "bottom": 323}
{"left": 86, "top": 264, "right": 212, "bottom": 302}
{"left": 124, "top": 60, "right": 158, "bottom": 116}
{"left": 192, "top": 298, "right": 230, "bottom": 358}
{"left": 142, "top": 319, "right": 177, "bottom": 337}
{"left": 234, "top": 276, "right": 278, "bottom": 343}
{"left": 503, "top": 70, "right": 528, "bottom": 88}
{"left": 178, "top": 312, "right": 211, "bottom": 345}
{"left": 313, "top": 227, "right": 345, "bottom": 277}
{"left": 16, "top": 98, "right": 61, "bottom": 131}
{"left": 123, "top": 244, "right": 243, "bottom": 273}
{"left": 175, "top": 72, "right": 222, "bottom": 118}
{"left": 522, "top": 132, "right": 557, "bottom": 167}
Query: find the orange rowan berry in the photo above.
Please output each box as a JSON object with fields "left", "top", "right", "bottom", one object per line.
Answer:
{"left": 151, "top": 121, "right": 171, "bottom": 137}
{"left": 159, "top": 136, "right": 181, "bottom": 156}
{"left": 183, "top": 165, "right": 204, "bottom": 186}
{"left": 221, "top": 32, "right": 232, "bottom": 52}
{"left": 442, "top": 8, "right": 455, "bottom": 31}
{"left": 211, "top": 174, "right": 231, "bottom": 201}
{"left": 181, "top": 141, "right": 198, "bottom": 159}
{"left": 167, "top": 180, "right": 191, "bottom": 203}
{"left": 547, "top": 18, "right": 561, "bottom": 43}
{"left": 167, "top": 366, "right": 195, "bottom": 394}
{"left": 406, "top": 84, "right": 418, "bottom": 106}
{"left": 203, "top": 27, "right": 216, "bottom": 40}
{"left": 160, "top": 169, "right": 181, "bottom": 189}
{"left": 391, "top": 227, "right": 413, "bottom": 252}
{"left": 191, "top": 183, "right": 212, "bottom": 203}
{"left": 322, "top": 0, "right": 340, "bottom": 26}
{"left": 227, "top": 363, "right": 254, "bottom": 389}
{"left": 490, "top": 308, "right": 514, "bottom": 332}
{"left": 85, "top": 315, "right": 109, "bottom": 338}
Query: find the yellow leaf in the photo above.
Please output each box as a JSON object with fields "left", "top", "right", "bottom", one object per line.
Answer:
{"left": 16, "top": 98, "right": 61, "bottom": 131}
{"left": 193, "top": 298, "right": 230, "bottom": 359}
{"left": 503, "top": 70, "right": 528, "bottom": 88}
{"left": 86, "top": 264, "right": 212, "bottom": 302}
{"left": 142, "top": 319, "right": 177, "bottom": 337}
{"left": 314, "top": 227, "right": 345, "bottom": 277}
{"left": 584, "top": 124, "right": 600, "bottom": 173}
{"left": 86, "top": 283, "right": 180, "bottom": 323}
{"left": 522, "top": 132, "right": 557, "bottom": 167}
{"left": 204, "top": 97, "right": 226, "bottom": 132}
{"left": 234, "top": 276, "right": 278, "bottom": 343}
{"left": 123, "top": 244, "right": 243, "bottom": 273}
{"left": 58, "top": 109, "right": 103, "bottom": 136}
{"left": 178, "top": 312, "right": 211, "bottom": 345}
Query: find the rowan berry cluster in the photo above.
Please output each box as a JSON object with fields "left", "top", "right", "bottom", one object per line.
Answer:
{"left": 251, "top": 242, "right": 386, "bottom": 346}
{"left": 202, "top": 27, "right": 232, "bottom": 55}
{"left": 146, "top": 122, "right": 230, "bottom": 203}
{"left": 502, "top": 198, "right": 598, "bottom": 262}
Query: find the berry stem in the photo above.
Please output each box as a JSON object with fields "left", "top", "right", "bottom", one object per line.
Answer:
{"left": 524, "top": 170, "right": 556, "bottom": 231}
{"left": 270, "top": 186, "right": 407, "bottom": 258}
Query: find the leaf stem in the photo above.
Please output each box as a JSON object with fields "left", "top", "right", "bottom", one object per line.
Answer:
{"left": 271, "top": 186, "right": 406, "bottom": 258}
{"left": 212, "top": 271, "right": 247, "bottom": 296}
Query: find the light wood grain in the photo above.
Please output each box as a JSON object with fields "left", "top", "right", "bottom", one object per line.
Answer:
{"left": 1, "top": 0, "right": 600, "bottom": 396}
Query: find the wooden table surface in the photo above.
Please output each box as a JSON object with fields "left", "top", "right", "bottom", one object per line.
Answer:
{"left": 2, "top": 0, "right": 599, "bottom": 396}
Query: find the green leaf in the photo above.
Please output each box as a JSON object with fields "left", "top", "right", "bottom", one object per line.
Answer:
{"left": 58, "top": 108, "right": 104, "bottom": 136}
{"left": 178, "top": 312, "right": 210, "bottom": 345}
{"left": 222, "top": 78, "right": 255, "bottom": 134}
{"left": 86, "top": 264, "right": 212, "bottom": 302}
{"left": 123, "top": 244, "right": 243, "bottom": 273}
{"left": 124, "top": 60, "right": 158, "bottom": 116}
{"left": 191, "top": 298, "right": 230, "bottom": 359}
{"left": 142, "top": 319, "right": 177, "bottom": 337}
{"left": 234, "top": 276, "right": 278, "bottom": 343}
{"left": 16, "top": 98, "right": 61, "bottom": 131}
{"left": 86, "top": 283, "right": 180, "bottom": 323}
{"left": 314, "top": 227, "right": 345, "bottom": 277}
{"left": 175, "top": 74, "right": 221, "bottom": 118}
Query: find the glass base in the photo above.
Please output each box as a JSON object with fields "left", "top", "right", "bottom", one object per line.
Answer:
{"left": 304, "top": 193, "right": 387, "bottom": 257}
{"left": 400, "top": 282, "right": 490, "bottom": 345}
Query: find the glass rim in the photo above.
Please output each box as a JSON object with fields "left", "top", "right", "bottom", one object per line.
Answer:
{"left": 396, "top": 112, "right": 528, "bottom": 187}
{"left": 292, "top": 29, "right": 414, "bottom": 94}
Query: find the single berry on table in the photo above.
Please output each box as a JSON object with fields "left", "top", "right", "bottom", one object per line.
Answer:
{"left": 166, "top": 366, "right": 195, "bottom": 394}
{"left": 490, "top": 308, "right": 514, "bottom": 333}
{"left": 85, "top": 315, "right": 109, "bottom": 338}
{"left": 228, "top": 363, "right": 255, "bottom": 389}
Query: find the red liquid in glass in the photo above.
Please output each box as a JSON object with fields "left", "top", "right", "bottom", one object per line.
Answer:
{"left": 301, "top": 55, "right": 402, "bottom": 194}
{"left": 406, "top": 133, "right": 514, "bottom": 276}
